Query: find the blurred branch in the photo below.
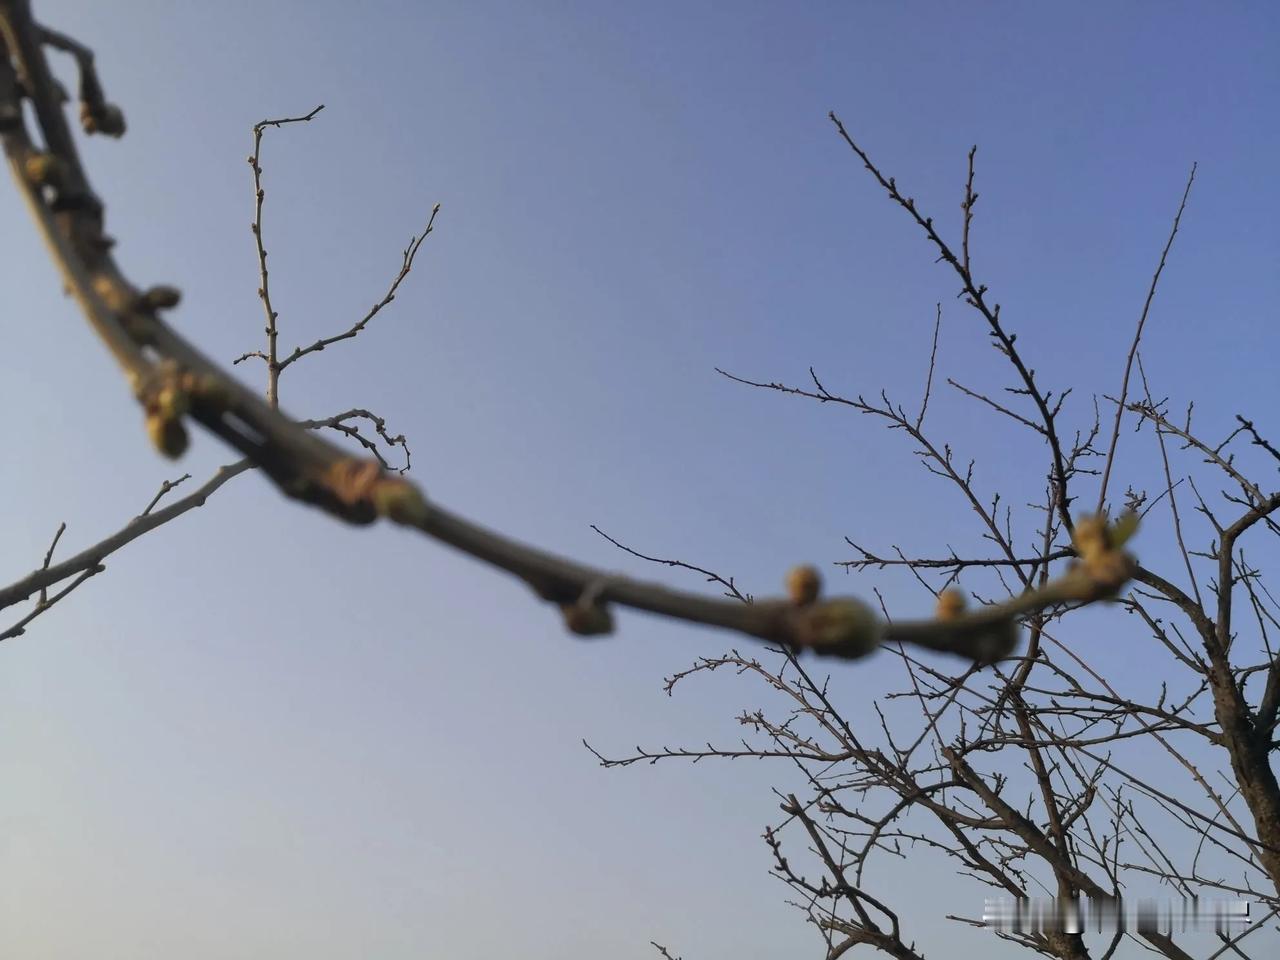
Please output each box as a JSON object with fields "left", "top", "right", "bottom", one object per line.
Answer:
{"left": 0, "top": 3, "right": 1141, "bottom": 665}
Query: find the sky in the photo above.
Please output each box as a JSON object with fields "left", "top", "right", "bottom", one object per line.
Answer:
{"left": 2, "top": 1, "right": 1279, "bottom": 958}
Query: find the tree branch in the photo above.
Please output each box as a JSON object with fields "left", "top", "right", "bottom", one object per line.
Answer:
{"left": 0, "top": 6, "right": 1140, "bottom": 665}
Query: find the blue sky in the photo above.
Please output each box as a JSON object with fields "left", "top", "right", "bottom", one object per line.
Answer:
{"left": 2, "top": 2, "right": 1279, "bottom": 957}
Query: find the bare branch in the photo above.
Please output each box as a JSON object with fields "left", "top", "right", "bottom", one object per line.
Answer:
{"left": 247, "top": 103, "right": 324, "bottom": 407}
{"left": 277, "top": 205, "right": 440, "bottom": 373}
{"left": 1136, "top": 354, "right": 1204, "bottom": 608}
{"left": 0, "top": 15, "right": 1140, "bottom": 665}
{"left": 0, "top": 461, "right": 252, "bottom": 616}
{"left": 36, "top": 521, "right": 65, "bottom": 606}
{"left": 828, "top": 113, "right": 1077, "bottom": 534}
{"left": 916, "top": 302, "right": 942, "bottom": 431}
{"left": 590, "top": 526, "right": 753, "bottom": 603}
{"left": 1095, "top": 163, "right": 1197, "bottom": 514}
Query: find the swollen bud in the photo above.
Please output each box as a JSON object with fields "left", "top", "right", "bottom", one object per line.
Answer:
{"left": 561, "top": 602, "right": 615, "bottom": 637}
{"left": 785, "top": 565, "right": 822, "bottom": 606}
{"left": 146, "top": 414, "right": 189, "bottom": 459}
{"left": 140, "top": 285, "right": 182, "bottom": 311}
{"left": 371, "top": 477, "right": 430, "bottom": 526}
{"left": 802, "top": 598, "right": 882, "bottom": 659}
{"left": 80, "top": 101, "right": 126, "bottom": 137}
{"left": 1071, "top": 513, "right": 1138, "bottom": 588}
{"left": 936, "top": 589, "right": 966, "bottom": 622}
{"left": 1071, "top": 515, "right": 1108, "bottom": 563}
{"left": 1108, "top": 511, "right": 1140, "bottom": 549}
{"left": 23, "top": 152, "right": 60, "bottom": 186}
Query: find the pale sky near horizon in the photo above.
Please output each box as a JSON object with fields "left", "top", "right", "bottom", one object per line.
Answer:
{"left": 2, "top": 2, "right": 1279, "bottom": 958}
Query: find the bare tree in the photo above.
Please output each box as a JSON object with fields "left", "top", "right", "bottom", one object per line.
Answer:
{"left": 587, "top": 123, "right": 1280, "bottom": 959}
{"left": 4, "top": 4, "right": 1278, "bottom": 959}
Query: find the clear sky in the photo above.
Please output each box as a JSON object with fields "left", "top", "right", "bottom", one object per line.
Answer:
{"left": 2, "top": 1, "right": 1279, "bottom": 958}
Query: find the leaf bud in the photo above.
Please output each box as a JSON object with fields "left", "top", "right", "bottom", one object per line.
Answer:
{"left": 785, "top": 565, "right": 822, "bottom": 606}
{"left": 935, "top": 589, "right": 966, "bottom": 622}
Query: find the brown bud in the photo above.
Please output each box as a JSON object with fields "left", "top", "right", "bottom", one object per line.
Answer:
{"left": 785, "top": 565, "right": 822, "bottom": 606}
{"left": 80, "top": 101, "right": 126, "bottom": 137}
{"left": 936, "top": 589, "right": 966, "bottom": 622}
{"left": 561, "top": 602, "right": 614, "bottom": 637}
{"left": 1082, "top": 548, "right": 1137, "bottom": 591}
{"left": 325, "top": 458, "right": 382, "bottom": 506}
{"left": 23, "top": 152, "right": 60, "bottom": 186}
{"left": 1071, "top": 515, "right": 1109, "bottom": 563}
{"left": 141, "top": 285, "right": 182, "bottom": 310}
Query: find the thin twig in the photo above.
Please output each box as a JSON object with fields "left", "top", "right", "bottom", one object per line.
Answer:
{"left": 37, "top": 521, "right": 66, "bottom": 606}
{"left": 1096, "top": 162, "right": 1196, "bottom": 514}
{"left": 248, "top": 103, "right": 324, "bottom": 407}
{"left": 278, "top": 204, "right": 440, "bottom": 373}
{"left": 916, "top": 302, "right": 942, "bottom": 430}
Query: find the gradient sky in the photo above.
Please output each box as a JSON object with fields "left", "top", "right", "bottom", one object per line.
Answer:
{"left": 3, "top": 2, "right": 1279, "bottom": 958}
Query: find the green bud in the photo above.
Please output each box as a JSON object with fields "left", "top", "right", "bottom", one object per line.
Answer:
{"left": 371, "top": 477, "right": 430, "bottom": 526}
{"left": 147, "top": 414, "right": 188, "bottom": 459}
{"left": 1108, "top": 511, "right": 1140, "bottom": 549}
{"left": 24, "top": 152, "right": 60, "bottom": 186}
